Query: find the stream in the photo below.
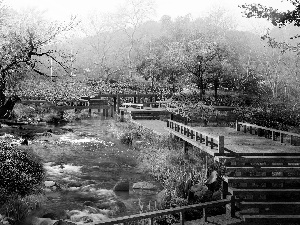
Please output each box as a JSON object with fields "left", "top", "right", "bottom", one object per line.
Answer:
{"left": 1, "top": 118, "right": 161, "bottom": 224}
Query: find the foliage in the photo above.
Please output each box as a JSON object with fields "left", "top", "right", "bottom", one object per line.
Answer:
{"left": 235, "top": 98, "right": 300, "bottom": 131}
{"left": 240, "top": 1, "right": 300, "bottom": 53}
{"left": 166, "top": 95, "right": 214, "bottom": 123}
{"left": 0, "top": 141, "right": 45, "bottom": 204}
{"left": 240, "top": 1, "right": 300, "bottom": 27}
{"left": 0, "top": 3, "right": 78, "bottom": 105}
{"left": 0, "top": 194, "right": 46, "bottom": 225}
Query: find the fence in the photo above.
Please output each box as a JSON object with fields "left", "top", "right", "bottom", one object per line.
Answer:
{"left": 167, "top": 119, "right": 225, "bottom": 154}
{"left": 236, "top": 121, "right": 300, "bottom": 146}
{"left": 95, "top": 198, "right": 235, "bottom": 225}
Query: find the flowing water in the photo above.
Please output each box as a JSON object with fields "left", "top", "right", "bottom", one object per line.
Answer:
{"left": 12, "top": 118, "right": 160, "bottom": 223}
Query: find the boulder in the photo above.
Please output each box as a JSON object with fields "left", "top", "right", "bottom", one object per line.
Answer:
{"left": 132, "top": 182, "right": 157, "bottom": 190}
{"left": 190, "top": 184, "right": 208, "bottom": 198}
{"left": 156, "top": 189, "right": 171, "bottom": 208}
{"left": 31, "top": 217, "right": 58, "bottom": 225}
{"left": 44, "top": 181, "right": 56, "bottom": 187}
{"left": 96, "top": 202, "right": 111, "bottom": 210}
{"left": 110, "top": 200, "right": 127, "bottom": 214}
{"left": 113, "top": 179, "right": 129, "bottom": 191}
{"left": 42, "top": 213, "right": 57, "bottom": 220}
{"left": 83, "top": 201, "right": 95, "bottom": 207}
{"left": 54, "top": 220, "right": 77, "bottom": 225}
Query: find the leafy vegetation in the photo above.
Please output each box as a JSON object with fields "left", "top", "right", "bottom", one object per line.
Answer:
{"left": 0, "top": 141, "right": 45, "bottom": 204}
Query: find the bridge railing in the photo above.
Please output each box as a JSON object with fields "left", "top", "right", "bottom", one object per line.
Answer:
{"left": 167, "top": 119, "right": 225, "bottom": 154}
{"left": 236, "top": 121, "right": 300, "bottom": 146}
{"left": 95, "top": 198, "right": 234, "bottom": 225}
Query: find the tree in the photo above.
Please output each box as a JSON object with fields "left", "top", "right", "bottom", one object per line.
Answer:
{"left": 115, "top": 0, "right": 156, "bottom": 77}
{"left": 240, "top": 1, "right": 300, "bottom": 27}
{"left": 0, "top": 5, "right": 78, "bottom": 106}
{"left": 240, "top": 1, "right": 300, "bottom": 51}
{"left": 166, "top": 39, "right": 232, "bottom": 100}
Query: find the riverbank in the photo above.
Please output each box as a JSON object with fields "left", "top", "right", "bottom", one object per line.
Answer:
{"left": 0, "top": 118, "right": 162, "bottom": 225}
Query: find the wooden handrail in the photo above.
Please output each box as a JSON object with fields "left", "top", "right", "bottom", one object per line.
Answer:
{"left": 167, "top": 119, "right": 225, "bottom": 154}
{"left": 95, "top": 198, "right": 233, "bottom": 225}
{"left": 236, "top": 121, "right": 300, "bottom": 145}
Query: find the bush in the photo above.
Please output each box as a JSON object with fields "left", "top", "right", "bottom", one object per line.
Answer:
{"left": 1, "top": 194, "right": 46, "bottom": 225}
{"left": 0, "top": 141, "right": 45, "bottom": 204}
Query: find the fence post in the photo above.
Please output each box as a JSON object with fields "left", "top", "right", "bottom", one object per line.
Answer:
{"left": 149, "top": 217, "right": 154, "bottom": 225}
{"left": 180, "top": 211, "right": 185, "bottom": 225}
{"left": 280, "top": 132, "right": 284, "bottom": 143}
{"left": 236, "top": 121, "right": 240, "bottom": 131}
{"left": 111, "top": 106, "right": 114, "bottom": 117}
{"left": 218, "top": 136, "right": 224, "bottom": 155}
{"left": 120, "top": 110, "right": 125, "bottom": 122}
{"left": 230, "top": 195, "right": 236, "bottom": 218}
{"left": 203, "top": 208, "right": 207, "bottom": 222}
{"left": 272, "top": 131, "right": 276, "bottom": 141}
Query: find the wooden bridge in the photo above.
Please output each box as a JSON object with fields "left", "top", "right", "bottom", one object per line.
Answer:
{"left": 166, "top": 119, "right": 300, "bottom": 223}
{"left": 20, "top": 93, "right": 167, "bottom": 117}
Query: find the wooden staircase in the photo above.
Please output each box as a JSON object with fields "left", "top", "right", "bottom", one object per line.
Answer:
{"left": 222, "top": 155, "right": 300, "bottom": 224}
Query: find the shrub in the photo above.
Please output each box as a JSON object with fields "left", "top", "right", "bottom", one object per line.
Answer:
{"left": 0, "top": 141, "right": 45, "bottom": 204}
{"left": 0, "top": 194, "right": 46, "bottom": 225}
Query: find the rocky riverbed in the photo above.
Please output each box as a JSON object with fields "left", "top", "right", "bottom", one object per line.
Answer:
{"left": 0, "top": 118, "right": 162, "bottom": 225}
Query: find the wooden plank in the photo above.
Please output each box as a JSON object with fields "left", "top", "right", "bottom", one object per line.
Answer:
{"left": 166, "top": 128, "right": 218, "bottom": 156}
{"left": 215, "top": 152, "right": 300, "bottom": 157}
{"left": 93, "top": 199, "right": 230, "bottom": 225}
{"left": 238, "top": 121, "right": 300, "bottom": 138}
{"left": 225, "top": 168, "right": 300, "bottom": 177}
{"left": 243, "top": 214, "right": 300, "bottom": 223}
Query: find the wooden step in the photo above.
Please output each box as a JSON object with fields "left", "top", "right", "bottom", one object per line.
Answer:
{"left": 239, "top": 201, "right": 300, "bottom": 215}
{"left": 132, "top": 116, "right": 160, "bottom": 120}
{"left": 226, "top": 177, "right": 300, "bottom": 189}
{"left": 242, "top": 214, "right": 300, "bottom": 223}
{"left": 216, "top": 152, "right": 300, "bottom": 156}
{"left": 219, "top": 156, "right": 300, "bottom": 167}
{"left": 225, "top": 167, "right": 300, "bottom": 177}
{"left": 229, "top": 188, "right": 300, "bottom": 201}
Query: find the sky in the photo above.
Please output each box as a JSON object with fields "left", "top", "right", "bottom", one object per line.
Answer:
{"left": 4, "top": 0, "right": 296, "bottom": 33}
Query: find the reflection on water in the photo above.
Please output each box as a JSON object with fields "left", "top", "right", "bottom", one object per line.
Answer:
{"left": 29, "top": 118, "right": 160, "bottom": 223}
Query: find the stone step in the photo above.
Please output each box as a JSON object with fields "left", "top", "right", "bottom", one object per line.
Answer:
{"left": 229, "top": 188, "right": 300, "bottom": 201}
{"left": 219, "top": 156, "right": 300, "bottom": 167}
{"left": 225, "top": 167, "right": 300, "bottom": 177}
{"left": 226, "top": 176, "right": 300, "bottom": 189}
{"left": 239, "top": 201, "right": 300, "bottom": 215}
{"left": 242, "top": 214, "right": 300, "bottom": 224}
{"left": 216, "top": 152, "right": 300, "bottom": 157}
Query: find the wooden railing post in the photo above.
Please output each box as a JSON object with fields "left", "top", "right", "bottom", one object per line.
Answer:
{"left": 180, "top": 211, "right": 185, "bottom": 225}
{"left": 243, "top": 124, "right": 247, "bottom": 133}
{"left": 280, "top": 132, "right": 284, "bottom": 143}
{"left": 149, "top": 217, "right": 154, "bottom": 225}
{"left": 120, "top": 110, "right": 124, "bottom": 122}
{"left": 203, "top": 208, "right": 207, "bottom": 222}
{"left": 230, "top": 195, "right": 236, "bottom": 218}
{"left": 218, "top": 136, "right": 224, "bottom": 155}
{"left": 272, "top": 131, "right": 276, "bottom": 141}
{"left": 290, "top": 135, "right": 294, "bottom": 145}
{"left": 236, "top": 121, "right": 240, "bottom": 131}
{"left": 167, "top": 120, "right": 169, "bottom": 128}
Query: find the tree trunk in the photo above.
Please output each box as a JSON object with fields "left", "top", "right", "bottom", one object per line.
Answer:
{"left": 214, "top": 77, "right": 219, "bottom": 102}
{"left": 0, "top": 80, "right": 6, "bottom": 107}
